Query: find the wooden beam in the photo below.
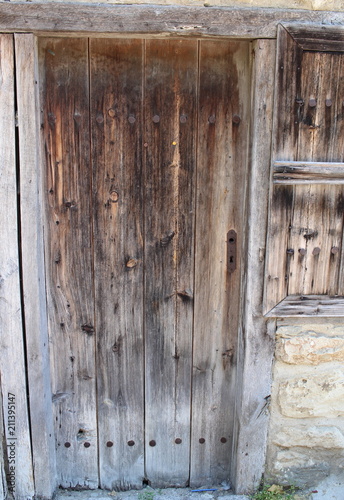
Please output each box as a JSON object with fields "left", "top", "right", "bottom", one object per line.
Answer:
{"left": 0, "top": 34, "right": 35, "bottom": 499}
{"left": 283, "top": 23, "right": 344, "bottom": 52}
{"left": 0, "top": 4, "right": 344, "bottom": 37}
{"left": 231, "top": 39, "right": 276, "bottom": 495}
{"left": 15, "top": 34, "right": 57, "bottom": 499}
{"left": 266, "top": 294, "right": 344, "bottom": 317}
{"left": 273, "top": 161, "right": 344, "bottom": 184}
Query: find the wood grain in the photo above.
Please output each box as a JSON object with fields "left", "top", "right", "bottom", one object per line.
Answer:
{"left": 90, "top": 38, "right": 145, "bottom": 491}
{"left": 190, "top": 40, "right": 250, "bottom": 487}
{"left": 266, "top": 294, "right": 344, "bottom": 317}
{"left": 15, "top": 33, "right": 57, "bottom": 499}
{"left": 273, "top": 161, "right": 344, "bottom": 183}
{"left": 0, "top": 34, "right": 35, "bottom": 499}
{"left": 144, "top": 39, "right": 197, "bottom": 488}
{"left": 39, "top": 37, "right": 98, "bottom": 488}
{"left": 232, "top": 39, "right": 276, "bottom": 496}
{"left": 265, "top": 25, "right": 344, "bottom": 315}
{"left": 0, "top": 4, "right": 343, "bottom": 37}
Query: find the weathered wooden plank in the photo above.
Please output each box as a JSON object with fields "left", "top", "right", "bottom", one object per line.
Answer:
{"left": 0, "top": 4, "right": 344, "bottom": 37}
{"left": 39, "top": 37, "right": 98, "bottom": 488}
{"left": 273, "top": 161, "right": 344, "bottom": 183}
{"left": 144, "top": 39, "right": 197, "bottom": 487}
{"left": 266, "top": 294, "right": 344, "bottom": 317}
{"left": 232, "top": 39, "right": 276, "bottom": 495}
{"left": 287, "top": 48, "right": 344, "bottom": 297}
{"left": 90, "top": 38, "right": 145, "bottom": 491}
{"left": 15, "top": 33, "right": 57, "bottom": 499}
{"left": 0, "top": 34, "right": 35, "bottom": 499}
{"left": 284, "top": 23, "right": 344, "bottom": 52}
{"left": 190, "top": 40, "right": 250, "bottom": 487}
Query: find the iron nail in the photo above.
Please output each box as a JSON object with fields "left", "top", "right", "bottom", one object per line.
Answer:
{"left": 180, "top": 115, "right": 187, "bottom": 123}
{"left": 128, "top": 115, "right": 136, "bottom": 124}
{"left": 208, "top": 115, "right": 216, "bottom": 124}
{"left": 128, "top": 440, "right": 135, "bottom": 447}
{"left": 220, "top": 437, "right": 227, "bottom": 443}
{"left": 312, "top": 247, "right": 321, "bottom": 255}
{"left": 299, "top": 248, "right": 307, "bottom": 256}
{"left": 64, "top": 442, "right": 71, "bottom": 448}
{"left": 232, "top": 114, "right": 241, "bottom": 125}
{"left": 106, "top": 441, "right": 113, "bottom": 447}
{"left": 325, "top": 99, "right": 332, "bottom": 107}
{"left": 96, "top": 114, "right": 104, "bottom": 123}
{"left": 331, "top": 246, "right": 340, "bottom": 254}
{"left": 149, "top": 440, "right": 156, "bottom": 447}
{"left": 175, "top": 438, "right": 182, "bottom": 444}
{"left": 152, "top": 115, "right": 160, "bottom": 123}
{"left": 309, "top": 98, "right": 317, "bottom": 107}
{"left": 84, "top": 442, "right": 90, "bottom": 448}
{"left": 286, "top": 249, "right": 294, "bottom": 255}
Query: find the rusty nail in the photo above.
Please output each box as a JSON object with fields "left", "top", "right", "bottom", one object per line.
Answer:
{"left": 331, "top": 246, "right": 340, "bottom": 254}
{"left": 106, "top": 441, "right": 113, "bottom": 447}
{"left": 220, "top": 437, "right": 227, "bottom": 443}
{"left": 180, "top": 115, "right": 187, "bottom": 123}
{"left": 208, "top": 115, "right": 216, "bottom": 124}
{"left": 109, "top": 190, "right": 119, "bottom": 203}
{"left": 299, "top": 248, "right": 307, "bottom": 256}
{"left": 286, "top": 248, "right": 294, "bottom": 255}
{"left": 175, "top": 438, "right": 182, "bottom": 444}
{"left": 232, "top": 115, "right": 241, "bottom": 125}
{"left": 149, "top": 440, "right": 156, "bottom": 447}
{"left": 309, "top": 98, "right": 317, "bottom": 107}
{"left": 312, "top": 247, "right": 321, "bottom": 256}
{"left": 64, "top": 442, "right": 71, "bottom": 448}
{"left": 126, "top": 259, "right": 138, "bottom": 268}
{"left": 152, "top": 115, "right": 160, "bottom": 123}
{"left": 144, "top": 143, "right": 148, "bottom": 148}
{"left": 84, "top": 442, "right": 90, "bottom": 448}
{"left": 199, "top": 438, "right": 205, "bottom": 444}
{"left": 108, "top": 109, "right": 116, "bottom": 118}
{"left": 96, "top": 114, "right": 104, "bottom": 123}
{"left": 128, "top": 440, "right": 135, "bottom": 447}
{"left": 128, "top": 115, "right": 136, "bottom": 124}
{"left": 325, "top": 99, "right": 332, "bottom": 107}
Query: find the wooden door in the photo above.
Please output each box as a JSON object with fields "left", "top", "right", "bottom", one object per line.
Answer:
{"left": 40, "top": 37, "right": 250, "bottom": 490}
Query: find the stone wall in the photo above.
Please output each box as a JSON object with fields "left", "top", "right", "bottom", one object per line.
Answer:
{"left": 266, "top": 319, "right": 344, "bottom": 487}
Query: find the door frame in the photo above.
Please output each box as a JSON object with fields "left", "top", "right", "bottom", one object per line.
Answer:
{"left": 5, "top": 4, "right": 344, "bottom": 497}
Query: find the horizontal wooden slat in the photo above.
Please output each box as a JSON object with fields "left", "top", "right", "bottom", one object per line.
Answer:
{"left": 266, "top": 294, "right": 344, "bottom": 317}
{"left": 273, "top": 161, "right": 344, "bottom": 184}
{"left": 284, "top": 23, "right": 344, "bottom": 52}
{"left": 0, "top": 4, "right": 343, "bottom": 37}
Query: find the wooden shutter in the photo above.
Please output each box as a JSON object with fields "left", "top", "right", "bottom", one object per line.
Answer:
{"left": 264, "top": 24, "right": 344, "bottom": 317}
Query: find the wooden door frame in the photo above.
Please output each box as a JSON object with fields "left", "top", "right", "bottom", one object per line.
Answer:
{"left": 4, "top": 3, "right": 344, "bottom": 497}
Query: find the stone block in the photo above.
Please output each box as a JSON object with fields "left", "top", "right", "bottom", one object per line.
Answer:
{"left": 275, "top": 336, "right": 344, "bottom": 365}
{"left": 278, "top": 370, "right": 344, "bottom": 418}
{"left": 272, "top": 426, "right": 344, "bottom": 449}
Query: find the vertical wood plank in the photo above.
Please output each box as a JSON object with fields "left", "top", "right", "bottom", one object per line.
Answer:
{"left": 90, "top": 38, "right": 145, "bottom": 490}
{"left": 15, "top": 33, "right": 57, "bottom": 499}
{"left": 264, "top": 25, "right": 302, "bottom": 314}
{"left": 286, "top": 50, "right": 344, "bottom": 297}
{"left": 232, "top": 39, "right": 276, "bottom": 495}
{"left": 0, "top": 34, "right": 35, "bottom": 499}
{"left": 144, "top": 39, "right": 197, "bottom": 487}
{"left": 39, "top": 38, "right": 98, "bottom": 488}
{"left": 190, "top": 40, "right": 251, "bottom": 487}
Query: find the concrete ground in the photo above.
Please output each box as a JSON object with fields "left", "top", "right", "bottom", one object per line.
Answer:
{"left": 54, "top": 475, "right": 344, "bottom": 500}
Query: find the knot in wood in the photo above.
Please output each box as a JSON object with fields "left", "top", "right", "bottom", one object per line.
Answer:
{"left": 126, "top": 258, "right": 138, "bottom": 268}
{"left": 109, "top": 190, "right": 119, "bottom": 203}
{"left": 160, "top": 230, "right": 175, "bottom": 247}
{"left": 81, "top": 324, "right": 95, "bottom": 335}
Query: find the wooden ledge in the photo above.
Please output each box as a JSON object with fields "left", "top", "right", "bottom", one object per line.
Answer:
{"left": 273, "top": 161, "right": 344, "bottom": 184}
{"left": 265, "top": 294, "right": 344, "bottom": 317}
{"left": 0, "top": 3, "right": 344, "bottom": 37}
